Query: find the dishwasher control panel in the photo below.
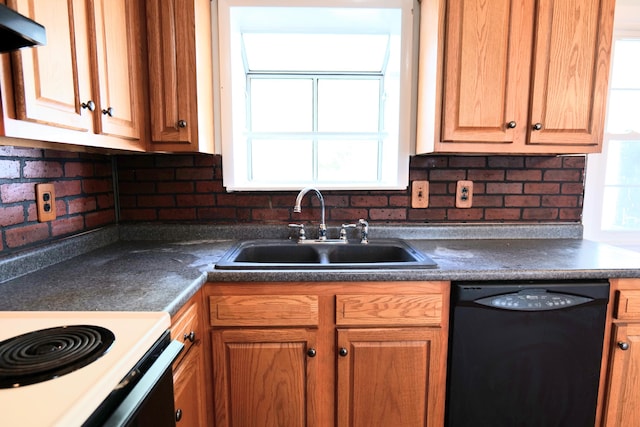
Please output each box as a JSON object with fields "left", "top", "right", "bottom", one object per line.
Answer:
{"left": 475, "top": 289, "right": 592, "bottom": 311}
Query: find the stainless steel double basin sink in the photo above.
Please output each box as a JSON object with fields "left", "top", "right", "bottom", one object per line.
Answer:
{"left": 214, "top": 239, "right": 437, "bottom": 270}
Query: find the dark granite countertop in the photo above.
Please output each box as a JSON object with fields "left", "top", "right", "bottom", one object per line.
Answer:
{"left": 0, "top": 224, "right": 639, "bottom": 316}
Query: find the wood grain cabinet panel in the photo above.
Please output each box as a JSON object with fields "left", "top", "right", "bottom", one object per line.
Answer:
{"left": 205, "top": 281, "right": 449, "bottom": 427}
{"left": 11, "top": 0, "right": 93, "bottom": 132}
{"left": 336, "top": 294, "right": 443, "bottom": 326}
{"left": 4, "top": 0, "right": 144, "bottom": 150}
{"left": 171, "top": 291, "right": 210, "bottom": 427}
{"left": 418, "top": 0, "right": 616, "bottom": 154}
{"left": 211, "top": 328, "right": 318, "bottom": 427}
{"left": 145, "top": 0, "right": 215, "bottom": 153}
{"left": 90, "top": 0, "right": 141, "bottom": 139}
{"left": 336, "top": 327, "right": 445, "bottom": 427}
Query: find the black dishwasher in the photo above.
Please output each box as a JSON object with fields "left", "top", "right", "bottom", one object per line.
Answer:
{"left": 446, "top": 280, "right": 609, "bottom": 427}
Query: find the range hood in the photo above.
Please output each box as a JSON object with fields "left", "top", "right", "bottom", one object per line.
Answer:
{"left": 0, "top": 3, "right": 46, "bottom": 53}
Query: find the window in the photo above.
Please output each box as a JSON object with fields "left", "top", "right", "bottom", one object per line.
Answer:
{"left": 216, "top": 0, "right": 418, "bottom": 191}
{"left": 583, "top": 32, "right": 640, "bottom": 246}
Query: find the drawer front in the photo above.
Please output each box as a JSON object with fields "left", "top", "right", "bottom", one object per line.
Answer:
{"left": 209, "top": 295, "right": 319, "bottom": 327}
{"left": 336, "top": 294, "right": 443, "bottom": 326}
{"left": 616, "top": 290, "right": 640, "bottom": 320}
{"left": 171, "top": 301, "right": 202, "bottom": 362}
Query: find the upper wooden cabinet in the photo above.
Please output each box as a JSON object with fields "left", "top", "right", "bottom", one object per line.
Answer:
{"left": 1, "top": 0, "right": 144, "bottom": 150}
{"left": 145, "top": 0, "right": 215, "bottom": 153}
{"left": 417, "top": 0, "right": 616, "bottom": 154}
{"left": 90, "top": 0, "right": 142, "bottom": 140}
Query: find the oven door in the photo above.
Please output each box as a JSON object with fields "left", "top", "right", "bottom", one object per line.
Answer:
{"left": 99, "top": 339, "right": 183, "bottom": 427}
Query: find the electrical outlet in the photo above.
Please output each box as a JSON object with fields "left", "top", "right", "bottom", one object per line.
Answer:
{"left": 411, "top": 180, "right": 429, "bottom": 208}
{"left": 456, "top": 180, "right": 473, "bottom": 208}
{"left": 35, "top": 183, "right": 56, "bottom": 222}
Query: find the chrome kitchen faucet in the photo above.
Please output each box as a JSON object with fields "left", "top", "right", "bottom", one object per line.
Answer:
{"left": 292, "top": 187, "right": 327, "bottom": 240}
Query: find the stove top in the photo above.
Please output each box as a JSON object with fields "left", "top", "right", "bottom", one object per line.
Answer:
{"left": 0, "top": 325, "right": 115, "bottom": 389}
{"left": 0, "top": 311, "right": 169, "bottom": 427}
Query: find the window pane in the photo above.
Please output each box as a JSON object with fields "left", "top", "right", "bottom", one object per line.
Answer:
{"left": 602, "top": 186, "right": 640, "bottom": 230}
{"left": 604, "top": 140, "right": 640, "bottom": 185}
{"left": 251, "top": 139, "right": 313, "bottom": 181}
{"left": 317, "top": 140, "right": 378, "bottom": 181}
{"left": 243, "top": 33, "right": 390, "bottom": 73}
{"left": 250, "top": 79, "right": 312, "bottom": 132}
{"left": 610, "top": 40, "right": 640, "bottom": 89}
{"left": 606, "top": 89, "right": 640, "bottom": 133}
{"left": 318, "top": 80, "right": 380, "bottom": 132}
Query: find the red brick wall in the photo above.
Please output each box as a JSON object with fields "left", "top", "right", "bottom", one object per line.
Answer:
{"left": 0, "top": 147, "right": 585, "bottom": 255}
{"left": 117, "top": 153, "right": 585, "bottom": 224}
{"left": 0, "top": 146, "right": 115, "bottom": 254}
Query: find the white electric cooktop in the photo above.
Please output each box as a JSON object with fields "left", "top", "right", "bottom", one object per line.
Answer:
{"left": 0, "top": 311, "right": 170, "bottom": 427}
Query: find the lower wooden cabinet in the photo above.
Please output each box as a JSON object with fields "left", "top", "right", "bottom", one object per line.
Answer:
{"left": 205, "top": 281, "right": 449, "bottom": 427}
{"left": 212, "top": 328, "right": 318, "bottom": 426}
{"left": 601, "top": 279, "right": 640, "bottom": 427}
{"left": 171, "top": 290, "right": 210, "bottom": 427}
{"left": 173, "top": 343, "right": 209, "bottom": 426}
{"left": 337, "top": 327, "right": 445, "bottom": 427}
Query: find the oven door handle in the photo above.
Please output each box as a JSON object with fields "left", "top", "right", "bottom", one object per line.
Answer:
{"left": 102, "top": 339, "right": 184, "bottom": 427}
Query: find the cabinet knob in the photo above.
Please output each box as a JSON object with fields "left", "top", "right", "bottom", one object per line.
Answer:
{"left": 177, "top": 120, "right": 187, "bottom": 128}
{"left": 506, "top": 121, "right": 517, "bottom": 129}
{"left": 618, "top": 341, "right": 630, "bottom": 351}
{"left": 183, "top": 331, "right": 195, "bottom": 342}
{"left": 175, "top": 408, "right": 183, "bottom": 422}
{"left": 338, "top": 347, "right": 348, "bottom": 357}
{"left": 532, "top": 123, "right": 543, "bottom": 131}
{"left": 307, "top": 348, "right": 317, "bottom": 357}
{"left": 81, "top": 100, "right": 96, "bottom": 111}
{"left": 102, "top": 107, "right": 114, "bottom": 117}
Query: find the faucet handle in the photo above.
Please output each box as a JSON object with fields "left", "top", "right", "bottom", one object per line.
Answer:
{"left": 288, "top": 223, "right": 306, "bottom": 241}
{"left": 358, "top": 219, "right": 369, "bottom": 244}
{"left": 340, "top": 223, "right": 357, "bottom": 240}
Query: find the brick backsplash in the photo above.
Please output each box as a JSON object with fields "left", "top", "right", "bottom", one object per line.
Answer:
{"left": 117, "top": 153, "right": 585, "bottom": 226}
{"left": 0, "top": 146, "right": 585, "bottom": 254}
{"left": 0, "top": 146, "right": 115, "bottom": 254}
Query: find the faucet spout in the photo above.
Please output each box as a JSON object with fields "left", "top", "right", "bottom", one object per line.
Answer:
{"left": 293, "top": 187, "right": 326, "bottom": 240}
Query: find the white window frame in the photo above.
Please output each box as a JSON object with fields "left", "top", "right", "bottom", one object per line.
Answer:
{"left": 583, "top": 29, "right": 640, "bottom": 247}
{"left": 216, "top": 0, "right": 418, "bottom": 191}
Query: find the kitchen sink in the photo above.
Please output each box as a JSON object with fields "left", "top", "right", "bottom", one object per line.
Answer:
{"left": 214, "top": 239, "right": 437, "bottom": 270}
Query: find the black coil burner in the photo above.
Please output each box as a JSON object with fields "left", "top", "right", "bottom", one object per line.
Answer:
{"left": 0, "top": 325, "right": 115, "bottom": 388}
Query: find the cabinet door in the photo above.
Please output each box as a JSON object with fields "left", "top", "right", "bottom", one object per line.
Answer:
{"left": 90, "top": 0, "right": 140, "bottom": 139}
{"left": 602, "top": 323, "right": 640, "bottom": 427}
{"left": 146, "top": 0, "right": 193, "bottom": 144}
{"left": 11, "top": 0, "right": 93, "bottom": 132}
{"left": 441, "top": 0, "right": 533, "bottom": 147}
{"left": 336, "top": 328, "right": 446, "bottom": 427}
{"left": 173, "top": 344, "right": 208, "bottom": 427}
{"left": 528, "top": 0, "right": 615, "bottom": 148}
{"left": 212, "top": 328, "right": 318, "bottom": 427}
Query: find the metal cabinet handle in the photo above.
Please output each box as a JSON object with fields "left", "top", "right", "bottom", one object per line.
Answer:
{"left": 532, "top": 123, "right": 543, "bottom": 131}
{"left": 618, "top": 341, "right": 630, "bottom": 351}
{"left": 507, "top": 121, "right": 517, "bottom": 129}
{"left": 81, "top": 100, "right": 95, "bottom": 111}
{"left": 175, "top": 408, "right": 183, "bottom": 422}
{"left": 307, "top": 348, "right": 317, "bottom": 357}
{"left": 338, "top": 347, "right": 348, "bottom": 357}
{"left": 183, "top": 331, "right": 195, "bottom": 342}
{"left": 177, "top": 120, "right": 187, "bottom": 128}
{"left": 102, "top": 107, "right": 114, "bottom": 117}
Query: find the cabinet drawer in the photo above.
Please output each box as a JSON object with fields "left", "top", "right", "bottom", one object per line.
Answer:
{"left": 171, "top": 301, "right": 201, "bottom": 362}
{"left": 615, "top": 290, "right": 640, "bottom": 320}
{"left": 336, "top": 294, "right": 443, "bottom": 326}
{"left": 209, "top": 295, "right": 319, "bottom": 327}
